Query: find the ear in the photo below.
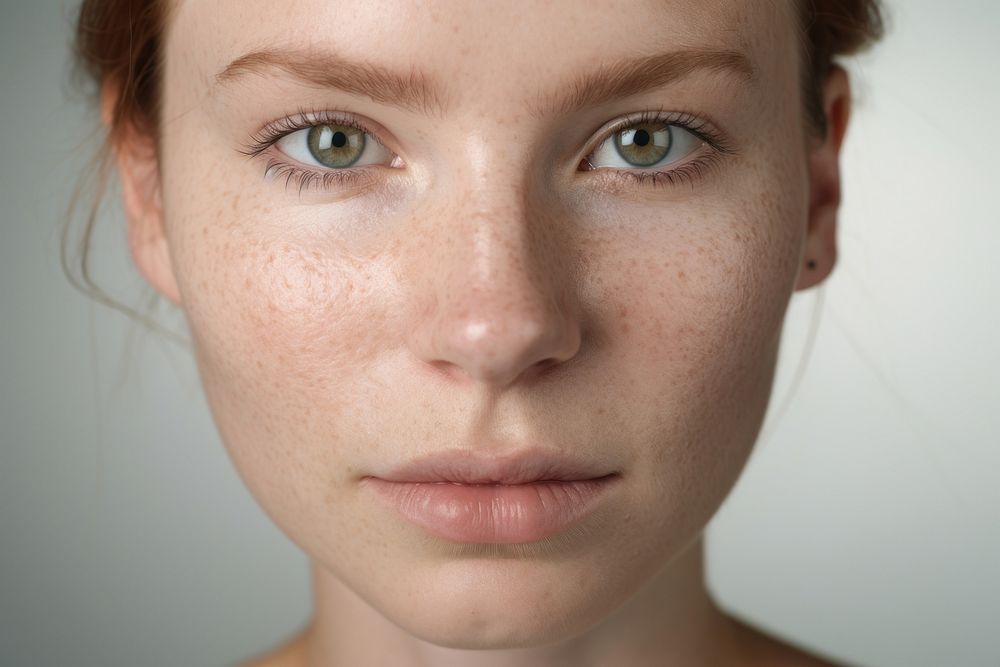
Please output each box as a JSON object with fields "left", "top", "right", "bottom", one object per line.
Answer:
{"left": 102, "top": 82, "right": 183, "bottom": 306}
{"left": 795, "top": 65, "right": 852, "bottom": 292}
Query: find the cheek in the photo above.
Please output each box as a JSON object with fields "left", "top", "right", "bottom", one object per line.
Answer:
{"left": 599, "top": 190, "right": 804, "bottom": 515}
{"left": 606, "top": 191, "right": 801, "bottom": 392}
{"left": 162, "top": 184, "right": 395, "bottom": 500}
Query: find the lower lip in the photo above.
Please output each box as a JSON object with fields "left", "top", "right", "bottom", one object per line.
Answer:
{"left": 363, "top": 475, "right": 618, "bottom": 544}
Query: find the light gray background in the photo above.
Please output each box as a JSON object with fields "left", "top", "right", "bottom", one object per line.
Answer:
{"left": 2, "top": 1, "right": 998, "bottom": 666}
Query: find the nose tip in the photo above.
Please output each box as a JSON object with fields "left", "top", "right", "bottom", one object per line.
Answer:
{"left": 422, "top": 296, "right": 581, "bottom": 388}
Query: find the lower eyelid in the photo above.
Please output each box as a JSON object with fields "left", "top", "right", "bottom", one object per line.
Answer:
{"left": 261, "top": 158, "right": 381, "bottom": 195}
{"left": 249, "top": 116, "right": 723, "bottom": 194}
{"left": 582, "top": 150, "right": 726, "bottom": 192}
{"left": 259, "top": 152, "right": 720, "bottom": 196}
{"left": 585, "top": 141, "right": 708, "bottom": 173}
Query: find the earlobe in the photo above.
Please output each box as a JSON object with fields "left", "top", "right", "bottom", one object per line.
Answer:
{"left": 795, "top": 65, "right": 851, "bottom": 292}
{"left": 103, "top": 83, "right": 183, "bottom": 307}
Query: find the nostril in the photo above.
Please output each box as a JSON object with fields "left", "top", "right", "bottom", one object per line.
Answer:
{"left": 408, "top": 272, "right": 582, "bottom": 390}
{"left": 527, "top": 357, "right": 561, "bottom": 382}
{"left": 428, "top": 359, "right": 464, "bottom": 382}
{"left": 536, "top": 357, "right": 558, "bottom": 373}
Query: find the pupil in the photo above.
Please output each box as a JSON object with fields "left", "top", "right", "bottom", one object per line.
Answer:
{"left": 332, "top": 131, "right": 347, "bottom": 148}
{"left": 634, "top": 129, "right": 650, "bottom": 147}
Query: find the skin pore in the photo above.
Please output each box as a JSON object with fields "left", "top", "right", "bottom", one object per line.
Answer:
{"left": 112, "top": 0, "right": 851, "bottom": 664}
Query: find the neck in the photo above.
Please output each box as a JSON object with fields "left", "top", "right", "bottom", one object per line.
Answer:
{"left": 296, "top": 537, "right": 745, "bottom": 667}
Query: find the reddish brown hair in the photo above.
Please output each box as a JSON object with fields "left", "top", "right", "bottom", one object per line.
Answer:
{"left": 800, "top": 0, "right": 886, "bottom": 137}
{"left": 66, "top": 0, "right": 884, "bottom": 317}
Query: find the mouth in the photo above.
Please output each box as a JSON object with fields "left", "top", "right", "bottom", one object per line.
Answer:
{"left": 361, "top": 448, "right": 621, "bottom": 544}
{"left": 366, "top": 447, "right": 618, "bottom": 485}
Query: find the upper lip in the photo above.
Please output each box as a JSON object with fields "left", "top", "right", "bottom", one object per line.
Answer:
{"left": 368, "top": 447, "right": 618, "bottom": 485}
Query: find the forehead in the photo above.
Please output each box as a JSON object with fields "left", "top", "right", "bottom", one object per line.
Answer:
{"left": 166, "top": 0, "right": 795, "bottom": 106}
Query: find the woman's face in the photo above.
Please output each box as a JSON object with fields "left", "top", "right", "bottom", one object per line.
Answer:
{"left": 140, "top": 0, "right": 822, "bottom": 647}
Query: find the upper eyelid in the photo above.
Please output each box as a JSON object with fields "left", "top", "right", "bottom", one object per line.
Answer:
{"left": 242, "top": 108, "right": 733, "bottom": 170}
{"left": 241, "top": 109, "right": 394, "bottom": 160}
{"left": 584, "top": 110, "right": 732, "bottom": 159}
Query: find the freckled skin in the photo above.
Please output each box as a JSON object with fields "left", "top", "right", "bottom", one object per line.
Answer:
{"left": 128, "top": 0, "right": 846, "bottom": 664}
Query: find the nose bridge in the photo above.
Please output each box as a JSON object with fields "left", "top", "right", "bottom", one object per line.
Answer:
{"left": 406, "top": 149, "right": 581, "bottom": 390}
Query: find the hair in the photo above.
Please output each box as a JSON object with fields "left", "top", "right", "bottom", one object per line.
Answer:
{"left": 65, "top": 0, "right": 884, "bottom": 321}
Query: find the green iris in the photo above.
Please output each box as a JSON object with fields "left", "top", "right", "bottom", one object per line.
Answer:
{"left": 307, "top": 124, "right": 366, "bottom": 168}
{"left": 614, "top": 123, "right": 673, "bottom": 167}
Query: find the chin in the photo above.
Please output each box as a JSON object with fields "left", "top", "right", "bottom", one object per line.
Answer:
{"left": 369, "top": 557, "right": 631, "bottom": 651}
{"left": 394, "top": 599, "right": 600, "bottom": 651}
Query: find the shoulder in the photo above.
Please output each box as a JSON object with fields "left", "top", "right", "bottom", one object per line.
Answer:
{"left": 234, "top": 628, "right": 308, "bottom": 667}
{"left": 728, "top": 616, "right": 855, "bottom": 667}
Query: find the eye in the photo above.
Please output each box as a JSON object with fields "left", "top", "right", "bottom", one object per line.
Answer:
{"left": 276, "top": 123, "right": 395, "bottom": 169}
{"left": 587, "top": 120, "right": 704, "bottom": 171}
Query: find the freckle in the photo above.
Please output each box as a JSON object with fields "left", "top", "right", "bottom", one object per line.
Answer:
{"left": 677, "top": 271, "right": 686, "bottom": 280}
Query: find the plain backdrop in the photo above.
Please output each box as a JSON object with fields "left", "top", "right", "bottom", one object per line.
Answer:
{"left": 2, "top": 1, "right": 998, "bottom": 665}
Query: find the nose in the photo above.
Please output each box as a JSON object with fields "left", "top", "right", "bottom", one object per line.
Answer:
{"left": 406, "top": 181, "right": 582, "bottom": 391}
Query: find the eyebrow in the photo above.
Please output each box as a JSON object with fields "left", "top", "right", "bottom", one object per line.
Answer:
{"left": 215, "top": 47, "right": 753, "bottom": 118}
{"left": 216, "top": 48, "right": 448, "bottom": 116}
{"left": 530, "top": 49, "right": 754, "bottom": 117}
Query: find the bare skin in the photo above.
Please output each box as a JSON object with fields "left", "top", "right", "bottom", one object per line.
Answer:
{"left": 112, "top": 0, "right": 852, "bottom": 665}
{"left": 240, "top": 543, "right": 849, "bottom": 666}
{"left": 243, "top": 622, "right": 847, "bottom": 667}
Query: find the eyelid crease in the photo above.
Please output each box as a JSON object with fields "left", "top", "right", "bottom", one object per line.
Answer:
{"left": 238, "top": 108, "right": 401, "bottom": 196}
{"left": 584, "top": 107, "right": 736, "bottom": 159}
{"left": 239, "top": 107, "right": 394, "bottom": 160}
{"left": 573, "top": 107, "right": 739, "bottom": 192}
{"left": 240, "top": 107, "right": 738, "bottom": 195}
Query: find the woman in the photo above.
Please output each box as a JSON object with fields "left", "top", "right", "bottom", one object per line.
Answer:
{"left": 72, "top": 0, "right": 883, "bottom": 664}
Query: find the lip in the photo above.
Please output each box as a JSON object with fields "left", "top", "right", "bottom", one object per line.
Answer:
{"left": 366, "top": 447, "right": 617, "bottom": 485}
{"left": 361, "top": 448, "right": 621, "bottom": 544}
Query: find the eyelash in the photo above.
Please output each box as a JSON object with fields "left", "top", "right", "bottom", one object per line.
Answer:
{"left": 240, "top": 107, "right": 734, "bottom": 194}
{"left": 241, "top": 109, "right": 386, "bottom": 194}
{"left": 582, "top": 108, "right": 734, "bottom": 190}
